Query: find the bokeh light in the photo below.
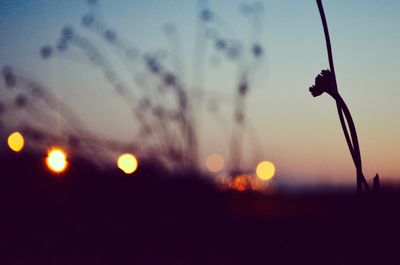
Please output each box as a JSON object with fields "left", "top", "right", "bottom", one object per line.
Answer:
{"left": 256, "top": 161, "right": 275, "bottom": 181}
{"left": 206, "top": 153, "right": 224, "bottom": 173}
{"left": 7, "top": 131, "right": 25, "bottom": 152}
{"left": 46, "top": 148, "right": 68, "bottom": 173}
{"left": 117, "top": 153, "right": 138, "bottom": 174}
{"left": 231, "top": 174, "right": 252, "bottom": 192}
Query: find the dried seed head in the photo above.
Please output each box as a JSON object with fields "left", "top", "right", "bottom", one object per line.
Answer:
{"left": 104, "top": 30, "right": 117, "bottom": 42}
{"left": 164, "top": 73, "right": 176, "bottom": 86}
{"left": 216, "top": 39, "right": 226, "bottom": 50}
{"left": 61, "top": 26, "right": 74, "bottom": 40}
{"left": 200, "top": 9, "right": 212, "bottom": 22}
{"left": 82, "top": 13, "right": 95, "bottom": 27}
{"left": 40, "top": 45, "right": 53, "bottom": 59}
{"left": 238, "top": 81, "right": 248, "bottom": 96}
{"left": 252, "top": 44, "right": 262, "bottom": 57}
{"left": 15, "top": 94, "right": 27, "bottom": 108}
{"left": 309, "top": 69, "right": 336, "bottom": 98}
{"left": 2, "top": 66, "right": 16, "bottom": 88}
{"left": 147, "top": 57, "right": 160, "bottom": 74}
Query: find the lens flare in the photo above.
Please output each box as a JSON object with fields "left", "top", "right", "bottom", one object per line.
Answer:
{"left": 117, "top": 153, "right": 138, "bottom": 174}
{"left": 7, "top": 131, "right": 24, "bottom": 152}
{"left": 206, "top": 153, "right": 224, "bottom": 173}
{"left": 46, "top": 148, "right": 68, "bottom": 173}
{"left": 256, "top": 161, "right": 275, "bottom": 181}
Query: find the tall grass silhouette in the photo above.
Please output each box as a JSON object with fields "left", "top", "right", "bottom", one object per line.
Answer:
{"left": 1, "top": 0, "right": 266, "bottom": 186}
{"left": 310, "top": 0, "right": 373, "bottom": 193}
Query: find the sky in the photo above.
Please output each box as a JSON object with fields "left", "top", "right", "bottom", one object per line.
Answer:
{"left": 1, "top": 0, "right": 400, "bottom": 187}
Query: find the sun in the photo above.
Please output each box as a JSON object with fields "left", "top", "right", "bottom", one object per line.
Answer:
{"left": 256, "top": 161, "right": 275, "bottom": 181}
{"left": 46, "top": 148, "right": 68, "bottom": 173}
{"left": 117, "top": 153, "right": 138, "bottom": 174}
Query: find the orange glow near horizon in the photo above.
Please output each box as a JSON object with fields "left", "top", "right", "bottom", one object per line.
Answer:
{"left": 117, "top": 153, "right": 138, "bottom": 174}
{"left": 7, "top": 131, "right": 24, "bottom": 152}
{"left": 256, "top": 161, "right": 276, "bottom": 181}
{"left": 46, "top": 148, "right": 68, "bottom": 173}
{"left": 206, "top": 153, "right": 224, "bottom": 173}
{"left": 231, "top": 174, "right": 252, "bottom": 192}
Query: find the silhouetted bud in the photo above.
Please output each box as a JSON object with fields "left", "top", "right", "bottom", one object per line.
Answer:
{"left": 216, "top": 39, "right": 226, "bottom": 49}
{"left": 309, "top": 69, "right": 335, "bottom": 97}
{"left": 252, "top": 44, "right": 262, "bottom": 57}
{"left": 104, "top": 30, "right": 117, "bottom": 42}
{"left": 40, "top": 46, "right": 53, "bottom": 59}
{"left": 61, "top": 26, "right": 74, "bottom": 40}
{"left": 82, "top": 13, "right": 95, "bottom": 27}
{"left": 200, "top": 9, "right": 212, "bottom": 21}
{"left": 56, "top": 38, "right": 68, "bottom": 52}
{"left": 2, "top": 66, "right": 16, "bottom": 88}
{"left": 15, "top": 94, "right": 27, "bottom": 108}
{"left": 164, "top": 73, "right": 176, "bottom": 86}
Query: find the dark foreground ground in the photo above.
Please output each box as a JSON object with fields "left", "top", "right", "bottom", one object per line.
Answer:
{"left": 1, "top": 152, "right": 400, "bottom": 265}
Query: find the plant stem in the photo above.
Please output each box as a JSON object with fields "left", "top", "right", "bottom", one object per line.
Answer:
{"left": 316, "top": 0, "right": 369, "bottom": 193}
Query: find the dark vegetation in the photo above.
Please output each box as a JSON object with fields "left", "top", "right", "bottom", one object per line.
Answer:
{"left": 0, "top": 0, "right": 266, "bottom": 179}
{"left": 1, "top": 151, "right": 400, "bottom": 265}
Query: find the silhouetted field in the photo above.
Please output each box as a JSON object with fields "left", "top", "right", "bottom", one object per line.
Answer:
{"left": 1, "top": 152, "right": 399, "bottom": 265}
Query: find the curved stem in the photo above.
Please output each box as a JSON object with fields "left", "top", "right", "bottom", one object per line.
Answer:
{"left": 337, "top": 95, "right": 370, "bottom": 191}
{"left": 336, "top": 103, "right": 357, "bottom": 165}
{"left": 316, "top": 0, "right": 337, "bottom": 81}
{"left": 316, "top": 0, "right": 369, "bottom": 192}
{"left": 337, "top": 96, "right": 361, "bottom": 169}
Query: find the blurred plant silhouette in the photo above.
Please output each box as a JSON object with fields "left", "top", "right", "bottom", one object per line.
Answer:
{"left": 1, "top": 0, "right": 267, "bottom": 186}
{"left": 310, "top": 0, "right": 372, "bottom": 193}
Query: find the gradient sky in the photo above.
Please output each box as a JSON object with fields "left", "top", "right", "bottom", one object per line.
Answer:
{"left": 1, "top": 0, "right": 400, "bottom": 187}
